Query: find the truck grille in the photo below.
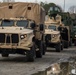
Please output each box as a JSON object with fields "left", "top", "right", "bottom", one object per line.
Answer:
{"left": 0, "top": 33, "right": 5, "bottom": 43}
{"left": 6, "top": 35, "right": 10, "bottom": 43}
{"left": 11, "top": 34, "right": 19, "bottom": 43}
{"left": 0, "top": 33, "right": 19, "bottom": 44}
{"left": 45, "top": 34, "right": 51, "bottom": 44}
{"left": 45, "top": 34, "right": 51, "bottom": 41}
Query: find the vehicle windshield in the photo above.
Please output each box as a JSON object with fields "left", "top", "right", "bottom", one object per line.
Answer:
{"left": 1, "top": 20, "right": 14, "bottom": 26}
{"left": 16, "top": 20, "right": 28, "bottom": 27}
{"left": 48, "top": 25, "right": 56, "bottom": 30}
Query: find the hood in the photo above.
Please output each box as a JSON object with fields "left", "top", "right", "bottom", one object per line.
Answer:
{"left": 0, "top": 27, "right": 33, "bottom": 34}
{"left": 45, "top": 29, "right": 60, "bottom": 35}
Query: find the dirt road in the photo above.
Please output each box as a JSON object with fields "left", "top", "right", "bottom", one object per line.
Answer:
{"left": 0, "top": 46, "right": 76, "bottom": 75}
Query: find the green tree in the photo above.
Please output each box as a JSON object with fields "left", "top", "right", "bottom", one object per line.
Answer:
{"left": 40, "top": 2, "right": 44, "bottom": 7}
{"left": 40, "top": 2, "right": 62, "bottom": 15}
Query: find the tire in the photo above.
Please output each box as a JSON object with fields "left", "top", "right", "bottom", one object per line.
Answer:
{"left": 74, "top": 40, "right": 76, "bottom": 46}
{"left": 61, "top": 41, "right": 64, "bottom": 51}
{"left": 36, "top": 41, "right": 43, "bottom": 58}
{"left": 42, "top": 43, "right": 47, "bottom": 55}
{"left": 2, "top": 54, "right": 9, "bottom": 57}
{"left": 69, "top": 38, "right": 72, "bottom": 46}
{"left": 64, "top": 41, "right": 69, "bottom": 48}
{"left": 56, "top": 43, "right": 61, "bottom": 52}
{"left": 26, "top": 45, "right": 36, "bottom": 62}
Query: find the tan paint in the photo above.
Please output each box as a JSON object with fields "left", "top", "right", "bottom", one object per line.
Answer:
{"left": 0, "top": 2, "right": 45, "bottom": 25}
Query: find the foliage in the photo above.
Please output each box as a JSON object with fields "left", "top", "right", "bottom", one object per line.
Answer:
{"left": 40, "top": 2, "right": 56, "bottom": 14}
{"left": 40, "top": 2, "right": 63, "bottom": 15}
{"left": 68, "top": 6, "right": 76, "bottom": 14}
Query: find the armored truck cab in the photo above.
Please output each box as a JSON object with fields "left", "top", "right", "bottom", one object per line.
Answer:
{"left": 0, "top": 18, "right": 36, "bottom": 61}
{"left": 48, "top": 6, "right": 71, "bottom": 48}
{"left": 0, "top": 2, "right": 46, "bottom": 61}
{"left": 45, "top": 15, "right": 70, "bottom": 50}
{"left": 45, "top": 16, "right": 63, "bottom": 52}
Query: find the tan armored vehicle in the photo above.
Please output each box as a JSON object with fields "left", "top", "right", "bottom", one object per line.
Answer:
{"left": 0, "top": 2, "right": 46, "bottom": 61}
{"left": 45, "top": 14, "right": 70, "bottom": 49}
{"left": 45, "top": 16, "right": 63, "bottom": 52}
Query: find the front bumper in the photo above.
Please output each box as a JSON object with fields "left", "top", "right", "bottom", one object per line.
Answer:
{"left": 0, "top": 45, "right": 30, "bottom": 50}
{"left": 0, "top": 42, "right": 33, "bottom": 50}
{"left": 46, "top": 41, "right": 60, "bottom": 48}
{"left": 47, "top": 40, "right": 60, "bottom": 44}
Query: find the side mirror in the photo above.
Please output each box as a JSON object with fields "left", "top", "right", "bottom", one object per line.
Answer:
{"left": 30, "top": 23, "right": 36, "bottom": 29}
{"left": 40, "top": 24, "right": 44, "bottom": 31}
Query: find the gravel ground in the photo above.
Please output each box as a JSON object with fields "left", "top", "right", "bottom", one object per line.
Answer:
{"left": 0, "top": 46, "right": 76, "bottom": 75}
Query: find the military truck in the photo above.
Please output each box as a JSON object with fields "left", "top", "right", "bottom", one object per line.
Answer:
{"left": 45, "top": 16, "right": 63, "bottom": 52}
{"left": 48, "top": 6, "right": 72, "bottom": 47}
{"left": 45, "top": 14, "right": 70, "bottom": 49}
{"left": 0, "top": 2, "right": 46, "bottom": 61}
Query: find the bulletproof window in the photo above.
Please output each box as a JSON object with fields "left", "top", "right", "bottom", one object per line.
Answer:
{"left": 16, "top": 20, "right": 28, "bottom": 27}
{"left": 48, "top": 25, "right": 56, "bottom": 30}
{"left": 55, "top": 7, "right": 58, "bottom": 11}
{"left": 1, "top": 20, "right": 14, "bottom": 26}
{"left": 28, "top": 7, "right": 31, "bottom": 10}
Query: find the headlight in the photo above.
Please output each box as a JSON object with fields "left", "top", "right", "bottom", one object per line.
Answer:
{"left": 21, "top": 35, "right": 25, "bottom": 39}
{"left": 75, "top": 35, "right": 76, "bottom": 37}
{"left": 20, "top": 35, "right": 27, "bottom": 39}
{"left": 52, "top": 35, "right": 55, "bottom": 38}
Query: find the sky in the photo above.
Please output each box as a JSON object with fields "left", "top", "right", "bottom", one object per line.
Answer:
{"left": 15, "top": 0, "right": 76, "bottom": 12}
{"left": 0, "top": 0, "right": 76, "bottom": 12}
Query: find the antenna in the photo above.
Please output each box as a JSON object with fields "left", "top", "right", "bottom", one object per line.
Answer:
{"left": 64, "top": 0, "right": 65, "bottom": 12}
